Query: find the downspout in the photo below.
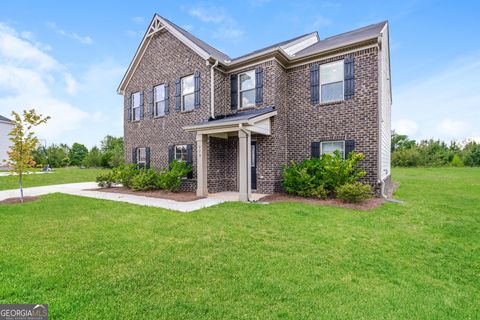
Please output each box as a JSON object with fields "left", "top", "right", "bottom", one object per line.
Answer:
{"left": 210, "top": 60, "right": 219, "bottom": 119}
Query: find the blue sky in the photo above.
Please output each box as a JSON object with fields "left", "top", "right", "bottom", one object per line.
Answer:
{"left": 0, "top": 0, "right": 479, "bottom": 147}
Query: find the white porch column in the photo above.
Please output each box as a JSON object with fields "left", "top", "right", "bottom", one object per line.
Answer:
{"left": 238, "top": 130, "right": 248, "bottom": 202}
{"left": 196, "top": 133, "right": 208, "bottom": 197}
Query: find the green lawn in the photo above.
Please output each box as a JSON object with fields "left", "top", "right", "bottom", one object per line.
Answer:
{"left": 0, "top": 167, "right": 106, "bottom": 190}
{"left": 0, "top": 168, "right": 478, "bottom": 319}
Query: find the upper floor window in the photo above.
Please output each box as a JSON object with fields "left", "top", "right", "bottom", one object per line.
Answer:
{"left": 131, "top": 91, "right": 141, "bottom": 121}
{"left": 320, "top": 60, "right": 344, "bottom": 103}
{"left": 175, "top": 145, "right": 188, "bottom": 162}
{"left": 239, "top": 70, "right": 255, "bottom": 109}
{"left": 321, "top": 141, "right": 345, "bottom": 159}
{"left": 181, "top": 75, "right": 194, "bottom": 111}
{"left": 154, "top": 84, "right": 166, "bottom": 117}
{"left": 137, "top": 147, "right": 147, "bottom": 167}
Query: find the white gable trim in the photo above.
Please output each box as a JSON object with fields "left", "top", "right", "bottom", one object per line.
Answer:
{"left": 281, "top": 33, "right": 319, "bottom": 56}
{"left": 117, "top": 14, "right": 211, "bottom": 95}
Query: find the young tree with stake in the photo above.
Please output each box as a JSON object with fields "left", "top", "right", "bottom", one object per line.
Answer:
{"left": 6, "top": 109, "right": 50, "bottom": 202}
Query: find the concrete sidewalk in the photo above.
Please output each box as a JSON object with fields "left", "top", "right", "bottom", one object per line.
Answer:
{"left": 0, "top": 182, "right": 224, "bottom": 212}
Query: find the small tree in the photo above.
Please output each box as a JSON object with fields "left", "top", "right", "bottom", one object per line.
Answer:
{"left": 7, "top": 109, "right": 50, "bottom": 202}
{"left": 69, "top": 143, "right": 88, "bottom": 166}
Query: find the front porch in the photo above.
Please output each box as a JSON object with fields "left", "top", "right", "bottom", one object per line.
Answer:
{"left": 183, "top": 107, "right": 277, "bottom": 202}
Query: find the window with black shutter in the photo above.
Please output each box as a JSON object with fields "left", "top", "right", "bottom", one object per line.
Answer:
{"left": 344, "top": 55, "right": 355, "bottom": 99}
{"left": 145, "top": 147, "right": 151, "bottom": 169}
{"left": 175, "top": 79, "right": 181, "bottom": 111}
{"left": 230, "top": 74, "right": 238, "bottom": 111}
{"left": 310, "top": 64, "right": 319, "bottom": 105}
{"left": 255, "top": 66, "right": 263, "bottom": 104}
{"left": 186, "top": 144, "right": 193, "bottom": 178}
{"left": 194, "top": 71, "right": 200, "bottom": 109}
{"left": 311, "top": 142, "right": 320, "bottom": 158}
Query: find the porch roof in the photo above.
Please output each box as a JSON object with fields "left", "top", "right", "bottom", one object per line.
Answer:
{"left": 183, "top": 106, "right": 277, "bottom": 133}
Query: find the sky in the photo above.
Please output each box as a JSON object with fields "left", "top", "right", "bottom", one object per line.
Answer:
{"left": 0, "top": 0, "right": 479, "bottom": 148}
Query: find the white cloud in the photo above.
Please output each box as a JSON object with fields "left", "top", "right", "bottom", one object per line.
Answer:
{"left": 312, "top": 15, "right": 333, "bottom": 29}
{"left": 188, "top": 5, "right": 244, "bottom": 41}
{"left": 132, "top": 16, "right": 145, "bottom": 24}
{"left": 0, "top": 22, "right": 88, "bottom": 140}
{"left": 393, "top": 119, "right": 419, "bottom": 136}
{"left": 46, "top": 21, "right": 93, "bottom": 45}
{"left": 394, "top": 51, "right": 480, "bottom": 141}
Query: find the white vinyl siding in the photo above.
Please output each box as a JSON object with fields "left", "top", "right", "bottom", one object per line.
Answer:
{"left": 238, "top": 70, "right": 256, "bottom": 109}
{"left": 320, "top": 60, "right": 344, "bottom": 103}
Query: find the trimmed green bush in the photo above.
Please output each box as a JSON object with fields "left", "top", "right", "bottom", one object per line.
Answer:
{"left": 450, "top": 154, "right": 464, "bottom": 167}
{"left": 282, "top": 151, "right": 366, "bottom": 197}
{"left": 131, "top": 169, "right": 159, "bottom": 191}
{"left": 158, "top": 161, "right": 192, "bottom": 192}
{"left": 336, "top": 182, "right": 372, "bottom": 203}
{"left": 114, "top": 164, "right": 139, "bottom": 188}
{"left": 96, "top": 172, "right": 116, "bottom": 188}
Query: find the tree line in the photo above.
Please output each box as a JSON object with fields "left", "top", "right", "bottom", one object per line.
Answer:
{"left": 391, "top": 132, "right": 480, "bottom": 167}
{"left": 33, "top": 135, "right": 124, "bottom": 168}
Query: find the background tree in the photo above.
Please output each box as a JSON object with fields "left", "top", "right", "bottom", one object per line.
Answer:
{"left": 69, "top": 143, "right": 88, "bottom": 166}
{"left": 100, "top": 135, "right": 124, "bottom": 168}
{"left": 82, "top": 146, "right": 102, "bottom": 167}
{"left": 6, "top": 109, "right": 50, "bottom": 202}
{"left": 45, "top": 144, "right": 70, "bottom": 167}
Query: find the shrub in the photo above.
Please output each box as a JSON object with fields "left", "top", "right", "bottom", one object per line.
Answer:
{"left": 392, "top": 148, "right": 421, "bottom": 167}
{"left": 96, "top": 172, "right": 117, "bottom": 188}
{"left": 131, "top": 169, "right": 159, "bottom": 191}
{"left": 157, "top": 161, "right": 192, "bottom": 192}
{"left": 282, "top": 151, "right": 366, "bottom": 197}
{"left": 336, "top": 182, "right": 372, "bottom": 203}
{"left": 114, "top": 164, "right": 139, "bottom": 188}
{"left": 450, "top": 154, "right": 464, "bottom": 167}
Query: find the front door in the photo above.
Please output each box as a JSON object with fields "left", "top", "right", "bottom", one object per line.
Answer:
{"left": 251, "top": 141, "right": 257, "bottom": 190}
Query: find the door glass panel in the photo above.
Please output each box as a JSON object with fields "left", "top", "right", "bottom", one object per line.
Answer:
{"left": 251, "top": 144, "right": 255, "bottom": 167}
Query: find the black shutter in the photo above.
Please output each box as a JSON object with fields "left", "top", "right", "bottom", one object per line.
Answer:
{"left": 255, "top": 66, "right": 263, "bottom": 104}
{"left": 175, "top": 79, "right": 181, "bottom": 111}
{"left": 164, "top": 83, "right": 169, "bottom": 114}
{"left": 310, "top": 64, "right": 319, "bottom": 105}
{"left": 345, "top": 140, "right": 355, "bottom": 158}
{"left": 139, "top": 91, "right": 144, "bottom": 119}
{"left": 230, "top": 74, "right": 238, "bottom": 111}
{"left": 132, "top": 147, "right": 137, "bottom": 164}
{"left": 186, "top": 144, "right": 193, "bottom": 178}
{"left": 311, "top": 142, "right": 320, "bottom": 159}
{"left": 194, "top": 71, "right": 200, "bottom": 109}
{"left": 146, "top": 147, "right": 151, "bottom": 169}
{"left": 168, "top": 145, "right": 174, "bottom": 164}
{"left": 344, "top": 55, "right": 355, "bottom": 99}
{"left": 149, "top": 87, "right": 154, "bottom": 117}
{"left": 127, "top": 94, "right": 132, "bottom": 122}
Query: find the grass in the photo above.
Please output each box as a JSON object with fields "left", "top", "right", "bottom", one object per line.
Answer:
{"left": 0, "top": 167, "right": 478, "bottom": 319}
{"left": 0, "top": 167, "right": 106, "bottom": 190}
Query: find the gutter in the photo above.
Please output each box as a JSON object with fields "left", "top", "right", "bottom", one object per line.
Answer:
{"left": 210, "top": 60, "right": 219, "bottom": 119}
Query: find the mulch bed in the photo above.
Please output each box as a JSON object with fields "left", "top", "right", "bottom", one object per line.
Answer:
{"left": 93, "top": 187, "right": 203, "bottom": 202}
{"left": 0, "top": 196, "right": 39, "bottom": 204}
{"left": 258, "top": 193, "right": 384, "bottom": 210}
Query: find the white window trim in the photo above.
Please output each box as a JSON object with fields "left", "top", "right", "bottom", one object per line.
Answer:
{"left": 320, "top": 140, "right": 345, "bottom": 159}
{"left": 136, "top": 147, "right": 147, "bottom": 165}
{"left": 319, "top": 60, "right": 344, "bottom": 103}
{"left": 174, "top": 145, "right": 188, "bottom": 162}
{"left": 238, "top": 70, "right": 256, "bottom": 109}
{"left": 154, "top": 84, "right": 166, "bottom": 117}
{"left": 131, "top": 91, "right": 141, "bottom": 121}
{"left": 181, "top": 75, "right": 194, "bottom": 111}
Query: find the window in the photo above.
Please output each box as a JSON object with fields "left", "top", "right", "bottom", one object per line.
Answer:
{"left": 175, "top": 145, "right": 188, "bottom": 162}
{"left": 136, "top": 147, "right": 147, "bottom": 167}
{"left": 321, "top": 141, "right": 345, "bottom": 158}
{"left": 320, "top": 60, "right": 344, "bottom": 103}
{"left": 239, "top": 70, "right": 255, "bottom": 109}
{"left": 181, "top": 75, "right": 194, "bottom": 111}
{"left": 131, "top": 92, "right": 141, "bottom": 121}
{"left": 154, "top": 84, "right": 166, "bottom": 117}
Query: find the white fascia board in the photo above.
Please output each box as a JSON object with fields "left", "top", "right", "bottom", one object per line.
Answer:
{"left": 282, "top": 33, "right": 319, "bottom": 56}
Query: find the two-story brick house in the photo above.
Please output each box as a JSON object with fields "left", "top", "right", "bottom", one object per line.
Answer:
{"left": 118, "top": 14, "right": 392, "bottom": 201}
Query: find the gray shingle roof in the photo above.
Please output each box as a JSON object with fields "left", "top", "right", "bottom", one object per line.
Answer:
{"left": 191, "top": 106, "right": 276, "bottom": 127}
{"left": 0, "top": 115, "right": 13, "bottom": 123}
{"left": 159, "top": 15, "right": 231, "bottom": 62}
{"left": 295, "top": 21, "right": 387, "bottom": 57}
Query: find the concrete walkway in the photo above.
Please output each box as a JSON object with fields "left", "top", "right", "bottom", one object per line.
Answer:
{"left": 0, "top": 182, "right": 224, "bottom": 212}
